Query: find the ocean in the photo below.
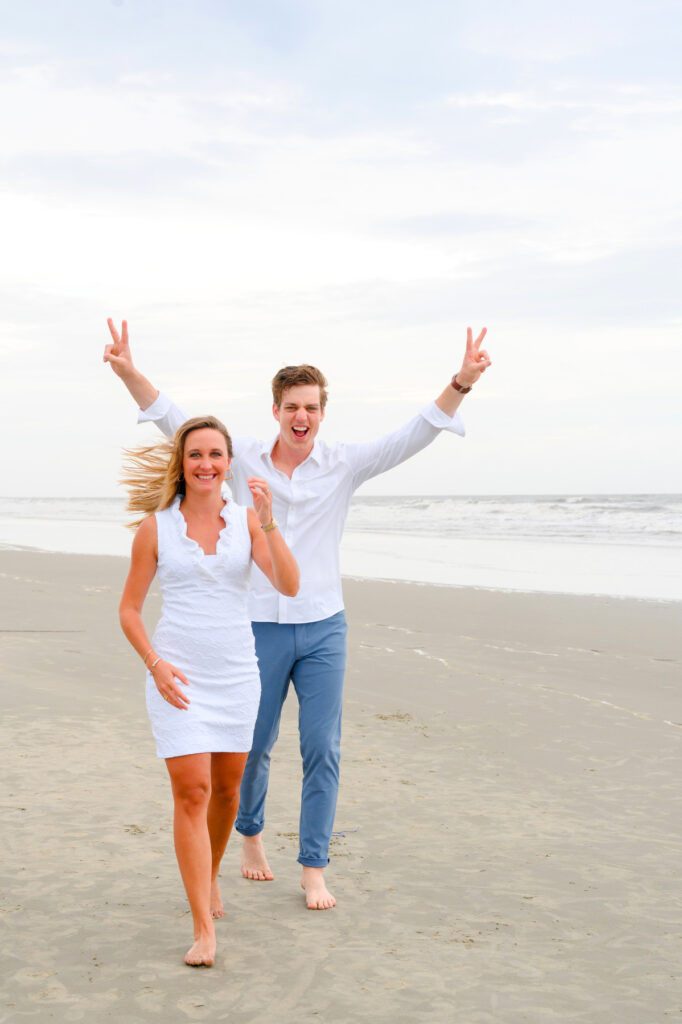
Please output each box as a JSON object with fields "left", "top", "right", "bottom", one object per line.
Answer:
{"left": 0, "top": 494, "right": 680, "bottom": 602}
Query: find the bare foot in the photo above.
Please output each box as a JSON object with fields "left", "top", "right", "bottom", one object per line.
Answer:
{"left": 300, "top": 866, "right": 335, "bottom": 910}
{"left": 241, "top": 834, "right": 274, "bottom": 881}
{"left": 210, "top": 877, "right": 224, "bottom": 919}
{"left": 184, "top": 928, "right": 216, "bottom": 967}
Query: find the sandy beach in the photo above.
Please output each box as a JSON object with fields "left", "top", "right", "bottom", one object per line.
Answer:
{"left": 1, "top": 549, "right": 681, "bottom": 1023}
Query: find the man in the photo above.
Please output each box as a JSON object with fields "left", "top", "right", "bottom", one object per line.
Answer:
{"left": 104, "top": 319, "right": 491, "bottom": 909}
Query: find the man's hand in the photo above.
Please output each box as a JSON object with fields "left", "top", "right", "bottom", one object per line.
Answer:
{"left": 104, "top": 318, "right": 135, "bottom": 381}
{"left": 102, "top": 317, "right": 160, "bottom": 410}
{"left": 434, "top": 326, "right": 491, "bottom": 417}
{"left": 456, "top": 327, "right": 491, "bottom": 388}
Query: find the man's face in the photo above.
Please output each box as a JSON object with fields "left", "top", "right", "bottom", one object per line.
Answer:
{"left": 273, "top": 384, "right": 325, "bottom": 452}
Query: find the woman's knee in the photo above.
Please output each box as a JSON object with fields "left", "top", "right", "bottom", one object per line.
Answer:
{"left": 173, "top": 778, "right": 210, "bottom": 814}
{"left": 211, "top": 777, "right": 240, "bottom": 805}
{"left": 209, "top": 752, "right": 248, "bottom": 804}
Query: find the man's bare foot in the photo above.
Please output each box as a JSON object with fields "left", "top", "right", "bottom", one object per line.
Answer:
{"left": 300, "top": 866, "right": 335, "bottom": 910}
{"left": 184, "top": 927, "right": 216, "bottom": 967}
{"left": 210, "top": 877, "right": 224, "bottom": 919}
{"left": 241, "top": 834, "right": 274, "bottom": 881}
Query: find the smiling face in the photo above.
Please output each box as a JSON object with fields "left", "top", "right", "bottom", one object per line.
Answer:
{"left": 273, "top": 384, "right": 325, "bottom": 453}
{"left": 182, "top": 428, "right": 230, "bottom": 495}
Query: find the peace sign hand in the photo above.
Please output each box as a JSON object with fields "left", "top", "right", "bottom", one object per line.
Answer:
{"left": 103, "top": 318, "right": 135, "bottom": 381}
{"left": 456, "top": 327, "right": 491, "bottom": 388}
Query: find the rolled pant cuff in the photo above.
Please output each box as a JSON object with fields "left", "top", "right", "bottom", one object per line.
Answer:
{"left": 235, "top": 823, "right": 263, "bottom": 837}
{"left": 298, "top": 856, "right": 330, "bottom": 868}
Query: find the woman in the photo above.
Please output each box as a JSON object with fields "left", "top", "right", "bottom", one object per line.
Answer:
{"left": 119, "top": 415, "right": 299, "bottom": 967}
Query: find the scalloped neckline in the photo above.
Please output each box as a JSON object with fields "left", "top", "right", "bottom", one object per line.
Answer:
{"left": 174, "top": 496, "right": 229, "bottom": 558}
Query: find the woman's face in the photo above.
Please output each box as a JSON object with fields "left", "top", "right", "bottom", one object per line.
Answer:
{"left": 182, "top": 428, "right": 230, "bottom": 495}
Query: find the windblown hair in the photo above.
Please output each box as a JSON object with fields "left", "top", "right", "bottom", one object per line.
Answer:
{"left": 271, "top": 364, "right": 328, "bottom": 409}
{"left": 120, "top": 415, "right": 233, "bottom": 530}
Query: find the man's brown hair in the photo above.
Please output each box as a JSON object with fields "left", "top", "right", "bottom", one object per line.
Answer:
{"left": 271, "top": 365, "right": 328, "bottom": 409}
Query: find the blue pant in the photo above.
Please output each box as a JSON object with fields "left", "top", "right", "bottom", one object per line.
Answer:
{"left": 235, "top": 611, "right": 348, "bottom": 867}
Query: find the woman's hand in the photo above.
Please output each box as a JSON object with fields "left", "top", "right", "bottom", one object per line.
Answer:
{"left": 151, "top": 659, "right": 190, "bottom": 709}
{"left": 247, "top": 477, "right": 274, "bottom": 526}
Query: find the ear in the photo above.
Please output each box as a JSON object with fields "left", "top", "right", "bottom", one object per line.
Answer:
{"left": 272, "top": 403, "right": 281, "bottom": 422}
{"left": 320, "top": 406, "right": 326, "bottom": 422}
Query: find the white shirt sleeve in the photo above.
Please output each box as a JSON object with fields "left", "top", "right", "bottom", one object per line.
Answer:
{"left": 343, "top": 402, "right": 465, "bottom": 490}
{"left": 137, "top": 392, "right": 190, "bottom": 440}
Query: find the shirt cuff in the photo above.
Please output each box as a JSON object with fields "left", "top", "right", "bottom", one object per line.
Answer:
{"left": 420, "top": 401, "right": 465, "bottom": 437}
{"left": 137, "top": 391, "right": 173, "bottom": 424}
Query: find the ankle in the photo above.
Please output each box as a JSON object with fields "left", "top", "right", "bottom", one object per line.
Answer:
{"left": 194, "top": 916, "right": 215, "bottom": 937}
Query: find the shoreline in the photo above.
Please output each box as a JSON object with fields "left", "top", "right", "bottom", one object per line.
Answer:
{"left": 2, "top": 490, "right": 681, "bottom": 603}
{"left": 2, "top": 548, "right": 681, "bottom": 1022}
{"left": 2, "top": 540, "right": 681, "bottom": 605}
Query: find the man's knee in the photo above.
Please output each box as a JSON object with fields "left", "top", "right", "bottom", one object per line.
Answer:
{"left": 300, "top": 736, "right": 341, "bottom": 775}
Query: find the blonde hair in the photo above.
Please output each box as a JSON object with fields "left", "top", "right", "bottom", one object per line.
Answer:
{"left": 121, "top": 415, "right": 233, "bottom": 529}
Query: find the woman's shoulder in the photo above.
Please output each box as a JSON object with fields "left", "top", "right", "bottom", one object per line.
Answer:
{"left": 136, "top": 515, "right": 159, "bottom": 540}
{"left": 131, "top": 514, "right": 158, "bottom": 557}
{"left": 226, "top": 498, "right": 251, "bottom": 517}
{"left": 229, "top": 501, "right": 256, "bottom": 536}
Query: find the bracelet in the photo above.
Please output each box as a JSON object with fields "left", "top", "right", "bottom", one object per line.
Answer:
{"left": 451, "top": 374, "right": 473, "bottom": 394}
{"left": 143, "top": 647, "right": 153, "bottom": 665}
{"left": 149, "top": 656, "right": 162, "bottom": 670}
{"left": 261, "top": 518, "right": 278, "bottom": 533}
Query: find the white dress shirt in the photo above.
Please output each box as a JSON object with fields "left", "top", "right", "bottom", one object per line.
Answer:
{"left": 139, "top": 393, "right": 465, "bottom": 624}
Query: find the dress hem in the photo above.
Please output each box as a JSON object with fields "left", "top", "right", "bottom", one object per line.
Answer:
{"left": 156, "top": 744, "right": 254, "bottom": 759}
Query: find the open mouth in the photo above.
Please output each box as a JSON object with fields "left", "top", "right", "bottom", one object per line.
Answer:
{"left": 292, "top": 427, "right": 309, "bottom": 438}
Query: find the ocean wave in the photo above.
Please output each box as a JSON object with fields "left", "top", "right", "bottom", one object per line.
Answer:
{"left": 1, "top": 494, "right": 681, "bottom": 548}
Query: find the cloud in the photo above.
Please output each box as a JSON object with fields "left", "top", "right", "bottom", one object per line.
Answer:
{"left": 0, "top": 0, "right": 680, "bottom": 496}
{"left": 378, "top": 212, "right": 538, "bottom": 238}
{"left": 445, "top": 84, "right": 682, "bottom": 118}
{"left": 457, "top": 0, "right": 661, "bottom": 63}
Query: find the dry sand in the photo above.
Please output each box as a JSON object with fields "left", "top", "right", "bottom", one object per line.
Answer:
{"left": 1, "top": 549, "right": 681, "bottom": 1023}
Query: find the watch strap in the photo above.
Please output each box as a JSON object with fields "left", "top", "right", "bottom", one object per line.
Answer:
{"left": 451, "top": 375, "right": 472, "bottom": 394}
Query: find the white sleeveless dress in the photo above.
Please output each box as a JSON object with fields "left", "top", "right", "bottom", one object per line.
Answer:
{"left": 145, "top": 492, "right": 261, "bottom": 758}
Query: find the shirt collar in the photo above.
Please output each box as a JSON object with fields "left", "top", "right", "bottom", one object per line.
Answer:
{"left": 259, "top": 436, "right": 322, "bottom": 467}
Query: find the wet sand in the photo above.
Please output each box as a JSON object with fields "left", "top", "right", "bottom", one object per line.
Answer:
{"left": 1, "top": 549, "right": 681, "bottom": 1023}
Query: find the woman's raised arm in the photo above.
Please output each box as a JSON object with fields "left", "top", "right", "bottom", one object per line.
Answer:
{"left": 246, "top": 479, "right": 299, "bottom": 597}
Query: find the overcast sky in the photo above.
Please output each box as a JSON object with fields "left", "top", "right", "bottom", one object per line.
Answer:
{"left": 2, "top": 0, "right": 680, "bottom": 496}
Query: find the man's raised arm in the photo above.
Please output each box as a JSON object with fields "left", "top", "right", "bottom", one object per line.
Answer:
{"left": 345, "top": 326, "right": 492, "bottom": 490}
{"left": 103, "top": 318, "right": 187, "bottom": 439}
{"left": 434, "top": 326, "right": 491, "bottom": 417}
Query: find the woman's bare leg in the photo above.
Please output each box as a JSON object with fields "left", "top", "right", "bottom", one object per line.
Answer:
{"left": 207, "top": 752, "right": 249, "bottom": 918}
{"left": 165, "top": 753, "right": 215, "bottom": 966}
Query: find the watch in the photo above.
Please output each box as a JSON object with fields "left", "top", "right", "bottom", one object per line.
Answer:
{"left": 451, "top": 375, "right": 472, "bottom": 394}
